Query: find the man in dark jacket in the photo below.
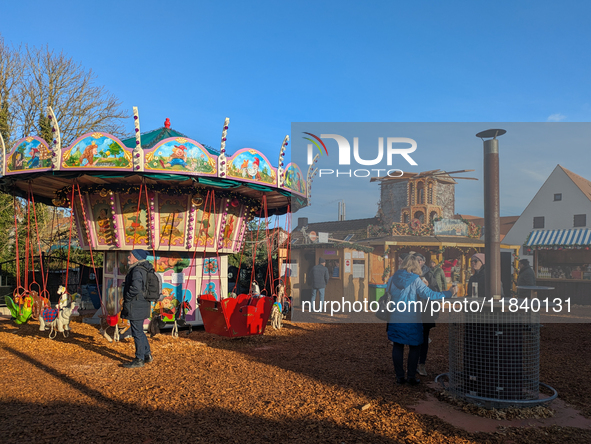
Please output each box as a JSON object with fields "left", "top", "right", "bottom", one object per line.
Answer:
{"left": 517, "top": 259, "right": 536, "bottom": 297}
{"left": 121, "top": 249, "right": 153, "bottom": 368}
{"left": 310, "top": 258, "right": 330, "bottom": 310}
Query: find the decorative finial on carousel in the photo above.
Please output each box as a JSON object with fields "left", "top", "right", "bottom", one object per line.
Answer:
{"left": 218, "top": 117, "right": 230, "bottom": 178}
{"left": 133, "top": 107, "right": 144, "bottom": 172}
{"left": 277, "top": 135, "right": 289, "bottom": 187}
{"left": 164, "top": 118, "right": 171, "bottom": 129}
{"left": 47, "top": 106, "right": 61, "bottom": 170}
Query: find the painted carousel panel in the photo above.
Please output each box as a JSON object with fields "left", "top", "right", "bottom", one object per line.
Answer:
{"left": 72, "top": 196, "right": 92, "bottom": 248}
{"left": 144, "top": 137, "right": 217, "bottom": 176}
{"left": 154, "top": 283, "right": 194, "bottom": 323}
{"left": 6, "top": 136, "right": 53, "bottom": 174}
{"left": 192, "top": 197, "right": 221, "bottom": 251}
{"left": 219, "top": 202, "right": 247, "bottom": 253}
{"left": 119, "top": 192, "right": 152, "bottom": 247}
{"left": 202, "top": 258, "right": 220, "bottom": 277}
{"left": 61, "top": 132, "right": 133, "bottom": 171}
{"left": 226, "top": 148, "right": 277, "bottom": 185}
{"left": 283, "top": 163, "right": 307, "bottom": 196}
{"left": 201, "top": 278, "right": 222, "bottom": 301}
{"left": 88, "top": 194, "right": 119, "bottom": 247}
{"left": 149, "top": 252, "right": 199, "bottom": 323}
{"left": 156, "top": 194, "right": 189, "bottom": 248}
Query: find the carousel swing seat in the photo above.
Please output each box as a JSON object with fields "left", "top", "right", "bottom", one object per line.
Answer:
{"left": 197, "top": 293, "right": 274, "bottom": 338}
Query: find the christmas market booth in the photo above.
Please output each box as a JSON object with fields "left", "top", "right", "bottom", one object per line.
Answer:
{"left": 288, "top": 241, "right": 373, "bottom": 307}
{"left": 525, "top": 228, "right": 591, "bottom": 304}
{"left": 359, "top": 219, "right": 521, "bottom": 298}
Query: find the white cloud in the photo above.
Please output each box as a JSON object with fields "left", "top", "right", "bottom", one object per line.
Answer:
{"left": 519, "top": 168, "right": 549, "bottom": 183}
{"left": 547, "top": 113, "right": 566, "bottom": 122}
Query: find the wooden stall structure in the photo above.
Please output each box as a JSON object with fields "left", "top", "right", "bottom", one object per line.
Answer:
{"left": 525, "top": 228, "right": 591, "bottom": 305}
{"left": 360, "top": 233, "right": 520, "bottom": 298}
{"left": 289, "top": 243, "right": 372, "bottom": 307}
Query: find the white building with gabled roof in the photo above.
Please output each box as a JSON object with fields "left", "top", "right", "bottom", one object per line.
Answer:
{"left": 503, "top": 165, "right": 591, "bottom": 260}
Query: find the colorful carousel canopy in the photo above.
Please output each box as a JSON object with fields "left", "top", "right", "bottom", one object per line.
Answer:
{"left": 0, "top": 110, "right": 312, "bottom": 251}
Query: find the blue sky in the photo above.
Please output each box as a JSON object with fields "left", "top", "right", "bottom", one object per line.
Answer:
{"left": 2, "top": 0, "right": 591, "bottom": 221}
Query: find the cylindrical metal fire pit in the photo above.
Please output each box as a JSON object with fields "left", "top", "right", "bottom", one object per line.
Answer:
{"left": 439, "top": 298, "right": 557, "bottom": 409}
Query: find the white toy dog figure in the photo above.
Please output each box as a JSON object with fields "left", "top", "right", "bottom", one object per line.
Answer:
{"left": 39, "top": 286, "right": 79, "bottom": 339}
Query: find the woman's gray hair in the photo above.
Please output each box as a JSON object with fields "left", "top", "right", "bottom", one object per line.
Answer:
{"left": 400, "top": 254, "right": 422, "bottom": 275}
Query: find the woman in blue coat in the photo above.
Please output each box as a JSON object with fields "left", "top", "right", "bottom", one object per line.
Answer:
{"left": 386, "top": 254, "right": 455, "bottom": 385}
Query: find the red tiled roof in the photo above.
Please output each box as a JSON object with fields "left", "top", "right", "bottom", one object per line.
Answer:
{"left": 560, "top": 165, "right": 591, "bottom": 203}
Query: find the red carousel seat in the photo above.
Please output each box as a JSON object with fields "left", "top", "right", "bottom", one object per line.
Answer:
{"left": 197, "top": 293, "right": 273, "bottom": 338}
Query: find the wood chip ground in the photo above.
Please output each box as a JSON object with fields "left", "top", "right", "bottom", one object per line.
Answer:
{"left": 1, "top": 317, "right": 590, "bottom": 443}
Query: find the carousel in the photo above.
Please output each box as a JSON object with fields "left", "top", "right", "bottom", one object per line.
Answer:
{"left": 0, "top": 107, "right": 310, "bottom": 338}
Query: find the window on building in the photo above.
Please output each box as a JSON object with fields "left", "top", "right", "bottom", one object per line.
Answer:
{"left": 574, "top": 214, "right": 587, "bottom": 227}
{"left": 533, "top": 217, "right": 545, "bottom": 229}
{"left": 554, "top": 193, "right": 562, "bottom": 201}
{"left": 281, "top": 260, "right": 298, "bottom": 278}
{"left": 417, "top": 182, "right": 425, "bottom": 204}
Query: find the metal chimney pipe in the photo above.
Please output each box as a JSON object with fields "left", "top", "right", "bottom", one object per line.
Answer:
{"left": 337, "top": 200, "right": 346, "bottom": 221}
{"left": 477, "top": 129, "right": 506, "bottom": 300}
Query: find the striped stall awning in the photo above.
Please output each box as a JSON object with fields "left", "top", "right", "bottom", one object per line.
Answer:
{"left": 526, "top": 229, "right": 591, "bottom": 247}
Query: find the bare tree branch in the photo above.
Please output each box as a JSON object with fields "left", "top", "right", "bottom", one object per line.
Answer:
{"left": 0, "top": 36, "right": 24, "bottom": 145}
{"left": 1, "top": 37, "right": 129, "bottom": 148}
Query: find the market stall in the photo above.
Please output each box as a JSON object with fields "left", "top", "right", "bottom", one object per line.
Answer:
{"left": 360, "top": 221, "right": 521, "bottom": 297}
{"left": 525, "top": 228, "right": 591, "bottom": 304}
{"left": 289, "top": 243, "right": 372, "bottom": 306}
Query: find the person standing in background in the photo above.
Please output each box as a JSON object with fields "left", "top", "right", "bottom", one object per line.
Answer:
{"left": 310, "top": 258, "right": 330, "bottom": 310}
{"left": 430, "top": 259, "right": 447, "bottom": 293}
{"left": 517, "top": 258, "right": 536, "bottom": 297}
{"left": 467, "top": 253, "right": 486, "bottom": 297}
{"left": 414, "top": 254, "right": 438, "bottom": 377}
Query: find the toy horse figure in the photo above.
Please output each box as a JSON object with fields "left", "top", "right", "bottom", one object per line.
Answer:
{"left": 99, "top": 315, "right": 130, "bottom": 343}
{"left": 31, "top": 290, "right": 51, "bottom": 321}
{"left": 98, "top": 287, "right": 129, "bottom": 342}
{"left": 4, "top": 293, "right": 34, "bottom": 325}
{"left": 39, "top": 288, "right": 79, "bottom": 339}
